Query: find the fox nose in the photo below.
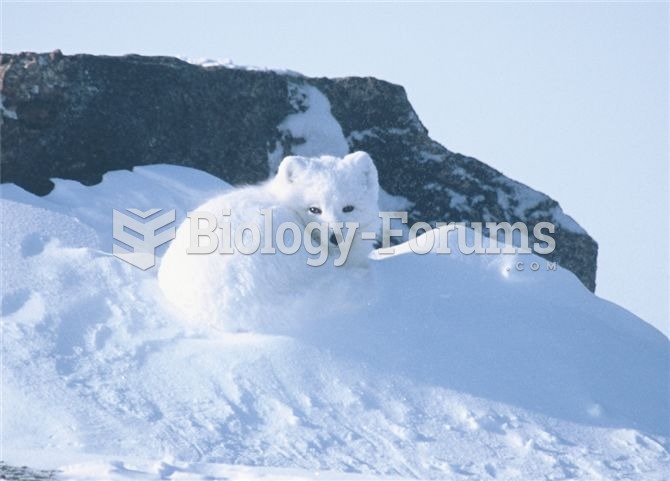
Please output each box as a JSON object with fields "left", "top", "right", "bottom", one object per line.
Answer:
{"left": 329, "top": 233, "right": 339, "bottom": 246}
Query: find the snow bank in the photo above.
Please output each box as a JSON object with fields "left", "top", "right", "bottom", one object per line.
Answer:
{"left": 1, "top": 165, "right": 668, "bottom": 480}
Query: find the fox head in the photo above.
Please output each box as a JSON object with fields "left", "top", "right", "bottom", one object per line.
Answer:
{"left": 273, "top": 151, "right": 379, "bottom": 227}
{"left": 270, "top": 152, "right": 380, "bottom": 262}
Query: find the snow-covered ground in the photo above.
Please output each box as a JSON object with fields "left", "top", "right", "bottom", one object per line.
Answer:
{"left": 1, "top": 165, "right": 668, "bottom": 480}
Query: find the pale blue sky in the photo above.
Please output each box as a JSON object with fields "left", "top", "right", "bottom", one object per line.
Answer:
{"left": 2, "top": 2, "right": 668, "bottom": 335}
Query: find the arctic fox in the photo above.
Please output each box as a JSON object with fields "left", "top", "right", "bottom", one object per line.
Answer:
{"left": 158, "top": 151, "right": 380, "bottom": 333}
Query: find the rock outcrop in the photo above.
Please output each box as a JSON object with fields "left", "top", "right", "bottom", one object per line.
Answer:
{"left": 0, "top": 51, "right": 597, "bottom": 290}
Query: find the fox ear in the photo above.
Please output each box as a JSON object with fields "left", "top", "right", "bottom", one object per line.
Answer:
{"left": 277, "top": 156, "right": 307, "bottom": 183}
{"left": 343, "top": 151, "right": 378, "bottom": 192}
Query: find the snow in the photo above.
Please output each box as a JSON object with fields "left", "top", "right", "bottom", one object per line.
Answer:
{"left": 267, "top": 83, "right": 349, "bottom": 175}
{"left": 347, "top": 128, "right": 383, "bottom": 144}
{"left": 448, "top": 190, "right": 468, "bottom": 210}
{"left": 0, "top": 95, "right": 19, "bottom": 120}
{"left": 418, "top": 151, "right": 445, "bottom": 163}
{"left": 56, "top": 458, "right": 410, "bottom": 481}
{"left": 378, "top": 188, "right": 413, "bottom": 213}
{"left": 500, "top": 178, "right": 586, "bottom": 234}
{"left": 177, "top": 56, "right": 304, "bottom": 77}
{"left": 1, "top": 165, "right": 668, "bottom": 480}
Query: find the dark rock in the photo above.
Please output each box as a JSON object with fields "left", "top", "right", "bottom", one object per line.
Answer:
{"left": 1, "top": 52, "right": 291, "bottom": 194}
{"left": 0, "top": 52, "right": 597, "bottom": 290}
{"left": 0, "top": 462, "right": 57, "bottom": 481}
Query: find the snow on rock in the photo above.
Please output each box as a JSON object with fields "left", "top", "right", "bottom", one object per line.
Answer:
{"left": 178, "top": 55, "right": 305, "bottom": 77}
{"left": 1, "top": 165, "right": 668, "bottom": 480}
{"left": 0, "top": 94, "right": 19, "bottom": 120}
{"left": 268, "top": 83, "right": 349, "bottom": 175}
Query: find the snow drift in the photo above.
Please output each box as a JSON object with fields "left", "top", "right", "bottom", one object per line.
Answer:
{"left": 1, "top": 165, "right": 668, "bottom": 480}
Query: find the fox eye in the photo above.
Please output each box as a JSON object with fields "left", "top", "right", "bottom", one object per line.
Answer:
{"left": 342, "top": 205, "right": 354, "bottom": 213}
{"left": 309, "top": 207, "right": 322, "bottom": 215}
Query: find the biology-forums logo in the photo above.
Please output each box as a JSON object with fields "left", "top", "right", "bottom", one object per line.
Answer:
{"left": 112, "top": 208, "right": 557, "bottom": 271}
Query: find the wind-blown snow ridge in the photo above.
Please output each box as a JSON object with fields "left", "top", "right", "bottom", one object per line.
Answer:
{"left": 1, "top": 165, "right": 668, "bottom": 480}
